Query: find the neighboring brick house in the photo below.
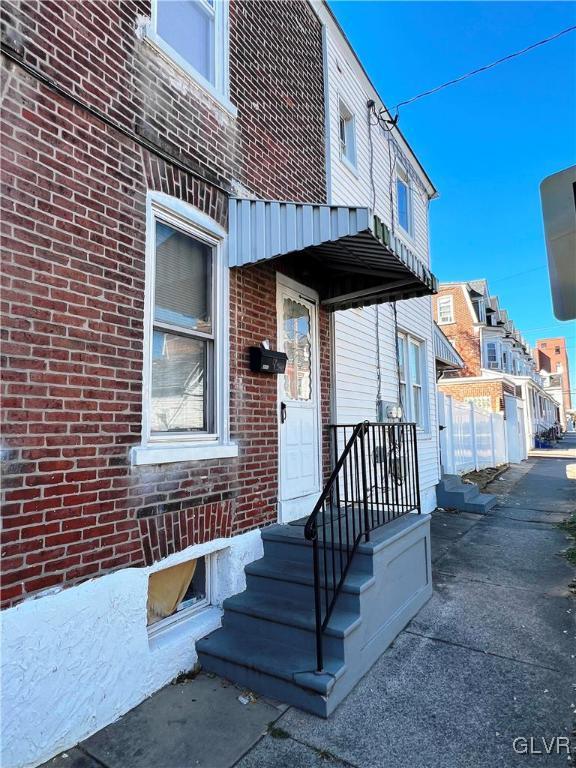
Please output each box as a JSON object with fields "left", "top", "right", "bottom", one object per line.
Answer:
{"left": 433, "top": 280, "right": 560, "bottom": 452}
{"left": 1, "top": 2, "right": 438, "bottom": 766}
{"left": 535, "top": 337, "right": 572, "bottom": 427}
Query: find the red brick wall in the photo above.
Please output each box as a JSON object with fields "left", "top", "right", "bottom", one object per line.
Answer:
{"left": 433, "top": 285, "right": 481, "bottom": 377}
{"left": 0, "top": 0, "right": 327, "bottom": 608}
{"left": 535, "top": 338, "right": 572, "bottom": 412}
{"left": 438, "top": 379, "right": 508, "bottom": 414}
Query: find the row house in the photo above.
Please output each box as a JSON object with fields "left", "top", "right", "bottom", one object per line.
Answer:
{"left": 535, "top": 337, "right": 572, "bottom": 429}
{"left": 433, "top": 280, "right": 560, "bottom": 455}
{"left": 1, "top": 2, "right": 439, "bottom": 766}
{"left": 316, "top": 2, "right": 441, "bottom": 516}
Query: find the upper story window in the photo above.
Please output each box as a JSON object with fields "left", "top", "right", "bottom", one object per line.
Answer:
{"left": 396, "top": 167, "right": 412, "bottom": 236}
{"left": 437, "top": 296, "right": 454, "bottom": 325}
{"left": 397, "top": 332, "right": 428, "bottom": 430}
{"left": 150, "top": 0, "right": 232, "bottom": 109}
{"left": 554, "top": 345, "right": 561, "bottom": 355}
{"left": 338, "top": 99, "right": 357, "bottom": 170}
{"left": 486, "top": 341, "right": 498, "bottom": 368}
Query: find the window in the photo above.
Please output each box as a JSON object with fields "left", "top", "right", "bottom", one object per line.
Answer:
{"left": 133, "top": 194, "right": 238, "bottom": 466}
{"left": 338, "top": 99, "right": 356, "bottom": 169}
{"left": 151, "top": 220, "right": 215, "bottom": 436}
{"left": 397, "top": 333, "right": 428, "bottom": 429}
{"left": 486, "top": 342, "right": 499, "bottom": 368}
{"left": 437, "top": 296, "right": 454, "bottom": 324}
{"left": 396, "top": 167, "right": 412, "bottom": 235}
{"left": 555, "top": 346, "right": 561, "bottom": 355}
{"left": 150, "top": 0, "right": 232, "bottom": 108}
{"left": 147, "top": 556, "right": 210, "bottom": 632}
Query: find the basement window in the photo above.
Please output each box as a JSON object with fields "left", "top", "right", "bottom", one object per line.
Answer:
{"left": 147, "top": 556, "right": 210, "bottom": 635}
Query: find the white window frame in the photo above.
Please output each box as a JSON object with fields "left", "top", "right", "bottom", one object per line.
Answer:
{"left": 485, "top": 341, "right": 498, "bottom": 368}
{"left": 132, "top": 192, "right": 238, "bottom": 466}
{"left": 397, "top": 331, "right": 429, "bottom": 432}
{"left": 145, "top": 0, "right": 236, "bottom": 117}
{"left": 147, "top": 552, "right": 215, "bottom": 643}
{"left": 396, "top": 166, "right": 413, "bottom": 237}
{"left": 338, "top": 98, "right": 357, "bottom": 172}
{"left": 437, "top": 295, "right": 454, "bottom": 325}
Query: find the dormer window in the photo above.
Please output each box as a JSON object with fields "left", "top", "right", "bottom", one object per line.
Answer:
{"left": 437, "top": 296, "right": 454, "bottom": 325}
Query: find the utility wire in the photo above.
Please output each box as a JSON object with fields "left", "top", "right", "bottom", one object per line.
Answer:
{"left": 394, "top": 24, "right": 576, "bottom": 114}
{"left": 489, "top": 266, "right": 547, "bottom": 283}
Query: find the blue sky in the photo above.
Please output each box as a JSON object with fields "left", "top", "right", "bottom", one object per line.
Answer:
{"left": 328, "top": 0, "right": 576, "bottom": 388}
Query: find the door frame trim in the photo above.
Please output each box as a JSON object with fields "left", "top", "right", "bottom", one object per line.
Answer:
{"left": 276, "top": 273, "right": 322, "bottom": 524}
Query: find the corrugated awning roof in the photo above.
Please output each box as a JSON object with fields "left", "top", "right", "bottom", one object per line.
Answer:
{"left": 434, "top": 323, "right": 464, "bottom": 369}
{"left": 228, "top": 199, "right": 437, "bottom": 311}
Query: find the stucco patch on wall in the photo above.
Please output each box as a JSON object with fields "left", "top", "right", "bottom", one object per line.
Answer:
{"left": 1, "top": 529, "right": 263, "bottom": 768}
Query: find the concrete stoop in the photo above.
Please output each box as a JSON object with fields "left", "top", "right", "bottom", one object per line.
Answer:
{"left": 197, "top": 513, "right": 432, "bottom": 717}
{"left": 436, "top": 474, "right": 497, "bottom": 513}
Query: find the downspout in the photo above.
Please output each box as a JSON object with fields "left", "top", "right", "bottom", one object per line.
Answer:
{"left": 321, "top": 22, "right": 337, "bottom": 426}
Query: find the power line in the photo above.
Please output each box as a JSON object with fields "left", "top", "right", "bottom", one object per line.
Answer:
{"left": 489, "top": 266, "right": 547, "bottom": 283}
{"left": 394, "top": 25, "right": 576, "bottom": 114}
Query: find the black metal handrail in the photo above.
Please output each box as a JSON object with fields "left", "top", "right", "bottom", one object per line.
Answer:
{"left": 304, "top": 421, "right": 421, "bottom": 672}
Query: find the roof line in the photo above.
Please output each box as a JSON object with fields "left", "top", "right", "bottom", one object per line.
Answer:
{"left": 319, "top": 1, "right": 437, "bottom": 198}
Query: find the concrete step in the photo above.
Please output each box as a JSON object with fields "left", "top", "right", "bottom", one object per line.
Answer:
{"left": 261, "top": 523, "right": 373, "bottom": 572}
{"left": 437, "top": 475, "right": 497, "bottom": 514}
{"left": 221, "top": 591, "right": 360, "bottom": 659}
{"left": 245, "top": 556, "right": 374, "bottom": 610}
{"left": 199, "top": 512, "right": 432, "bottom": 718}
{"left": 196, "top": 629, "right": 345, "bottom": 717}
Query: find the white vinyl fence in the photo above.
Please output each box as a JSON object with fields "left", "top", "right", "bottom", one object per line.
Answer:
{"left": 438, "top": 392, "right": 509, "bottom": 475}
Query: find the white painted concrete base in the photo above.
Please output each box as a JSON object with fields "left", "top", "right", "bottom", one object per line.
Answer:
{"left": 0, "top": 529, "right": 263, "bottom": 768}
{"left": 420, "top": 484, "right": 437, "bottom": 515}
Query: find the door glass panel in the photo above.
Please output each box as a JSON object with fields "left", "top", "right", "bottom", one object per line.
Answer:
{"left": 282, "top": 297, "right": 312, "bottom": 401}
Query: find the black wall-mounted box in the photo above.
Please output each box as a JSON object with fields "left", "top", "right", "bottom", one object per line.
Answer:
{"left": 249, "top": 347, "right": 288, "bottom": 374}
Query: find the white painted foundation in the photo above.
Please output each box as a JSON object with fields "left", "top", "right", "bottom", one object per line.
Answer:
{"left": 0, "top": 529, "right": 263, "bottom": 768}
{"left": 420, "top": 484, "right": 437, "bottom": 515}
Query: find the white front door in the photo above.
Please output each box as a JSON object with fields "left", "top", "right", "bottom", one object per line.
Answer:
{"left": 277, "top": 276, "right": 321, "bottom": 523}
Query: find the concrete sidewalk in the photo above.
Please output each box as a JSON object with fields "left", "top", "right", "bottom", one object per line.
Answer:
{"left": 41, "top": 451, "right": 575, "bottom": 768}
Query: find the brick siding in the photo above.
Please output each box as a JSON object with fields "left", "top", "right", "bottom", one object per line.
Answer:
{"left": 535, "top": 338, "right": 572, "bottom": 413}
{"left": 433, "top": 285, "right": 481, "bottom": 377}
{"left": 0, "top": 0, "right": 327, "bottom": 607}
{"left": 438, "top": 379, "right": 516, "bottom": 414}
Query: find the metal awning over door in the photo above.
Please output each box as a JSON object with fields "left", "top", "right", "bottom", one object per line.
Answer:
{"left": 228, "top": 199, "right": 437, "bottom": 311}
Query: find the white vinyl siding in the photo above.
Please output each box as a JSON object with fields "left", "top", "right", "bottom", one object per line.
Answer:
{"left": 334, "top": 298, "right": 438, "bottom": 496}
{"left": 325, "top": 21, "right": 438, "bottom": 504}
{"left": 397, "top": 332, "right": 428, "bottom": 429}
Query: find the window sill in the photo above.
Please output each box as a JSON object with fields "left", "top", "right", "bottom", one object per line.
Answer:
{"left": 340, "top": 154, "right": 359, "bottom": 177}
{"left": 148, "top": 605, "right": 222, "bottom": 652}
{"left": 131, "top": 441, "right": 239, "bottom": 466}
{"left": 142, "top": 27, "right": 238, "bottom": 119}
